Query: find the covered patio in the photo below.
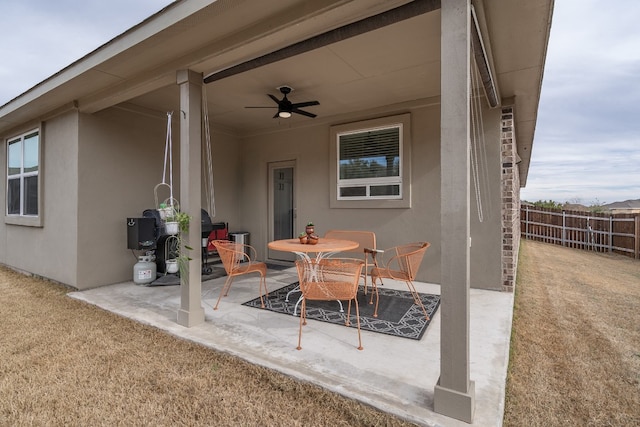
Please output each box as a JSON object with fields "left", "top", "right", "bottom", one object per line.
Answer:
{"left": 69, "top": 266, "right": 514, "bottom": 427}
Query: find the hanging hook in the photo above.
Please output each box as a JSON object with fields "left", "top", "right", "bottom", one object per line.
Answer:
{"left": 180, "top": 110, "right": 186, "bottom": 118}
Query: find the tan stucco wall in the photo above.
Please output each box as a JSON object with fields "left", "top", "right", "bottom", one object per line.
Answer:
{"left": 73, "top": 107, "right": 242, "bottom": 289}
{"left": 75, "top": 109, "right": 168, "bottom": 289}
{"left": 1, "top": 101, "right": 504, "bottom": 290}
{"left": 469, "top": 107, "right": 503, "bottom": 290}
{"left": 206, "top": 128, "right": 242, "bottom": 224}
{"left": 237, "top": 103, "right": 502, "bottom": 288}
{"left": 0, "top": 111, "right": 79, "bottom": 285}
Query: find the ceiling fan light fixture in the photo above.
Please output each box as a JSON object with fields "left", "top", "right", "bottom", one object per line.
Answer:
{"left": 245, "top": 85, "right": 319, "bottom": 119}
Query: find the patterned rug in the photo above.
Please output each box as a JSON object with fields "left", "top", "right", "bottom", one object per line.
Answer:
{"left": 243, "top": 282, "right": 440, "bottom": 340}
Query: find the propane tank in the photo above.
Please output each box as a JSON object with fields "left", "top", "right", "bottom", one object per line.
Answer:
{"left": 133, "top": 255, "right": 156, "bottom": 285}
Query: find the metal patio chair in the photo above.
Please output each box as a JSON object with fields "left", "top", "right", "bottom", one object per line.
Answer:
{"left": 211, "top": 240, "right": 268, "bottom": 310}
{"left": 323, "top": 229, "right": 382, "bottom": 312}
{"left": 295, "top": 258, "right": 365, "bottom": 350}
{"left": 370, "top": 242, "right": 431, "bottom": 319}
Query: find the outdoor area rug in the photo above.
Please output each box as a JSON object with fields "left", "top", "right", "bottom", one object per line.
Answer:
{"left": 243, "top": 282, "right": 440, "bottom": 340}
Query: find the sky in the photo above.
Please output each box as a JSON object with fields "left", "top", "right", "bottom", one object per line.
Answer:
{"left": 1, "top": 0, "right": 638, "bottom": 206}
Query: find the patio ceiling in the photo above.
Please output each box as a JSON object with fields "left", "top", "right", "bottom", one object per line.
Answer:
{"left": 127, "top": 2, "right": 443, "bottom": 135}
{"left": 0, "top": 0, "right": 552, "bottom": 184}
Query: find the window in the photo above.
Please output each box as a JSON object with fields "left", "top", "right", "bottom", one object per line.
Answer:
{"left": 7, "top": 129, "right": 40, "bottom": 219}
{"left": 330, "top": 114, "right": 411, "bottom": 208}
{"left": 338, "top": 126, "right": 402, "bottom": 200}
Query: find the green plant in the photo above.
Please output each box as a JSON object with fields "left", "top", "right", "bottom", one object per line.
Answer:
{"left": 175, "top": 211, "right": 191, "bottom": 233}
{"left": 166, "top": 210, "right": 193, "bottom": 278}
{"left": 299, "top": 232, "right": 307, "bottom": 238}
{"left": 307, "top": 221, "right": 314, "bottom": 226}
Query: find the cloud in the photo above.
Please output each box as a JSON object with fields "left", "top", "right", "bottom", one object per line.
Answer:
{"left": 1, "top": 0, "right": 638, "bottom": 206}
{"left": 524, "top": 0, "right": 640, "bottom": 204}
{"left": 0, "top": 0, "right": 173, "bottom": 105}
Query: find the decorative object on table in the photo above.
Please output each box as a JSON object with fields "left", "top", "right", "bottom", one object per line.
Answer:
{"left": 305, "top": 222, "right": 315, "bottom": 235}
{"left": 298, "top": 233, "right": 308, "bottom": 244}
{"left": 243, "top": 281, "right": 440, "bottom": 340}
{"left": 307, "top": 234, "right": 319, "bottom": 245}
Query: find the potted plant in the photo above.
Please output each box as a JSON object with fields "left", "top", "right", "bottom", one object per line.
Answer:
{"left": 158, "top": 202, "right": 174, "bottom": 220}
{"left": 175, "top": 211, "right": 191, "bottom": 234}
{"left": 174, "top": 211, "right": 193, "bottom": 277}
{"left": 298, "top": 232, "right": 308, "bottom": 244}
{"left": 164, "top": 215, "right": 179, "bottom": 235}
{"left": 163, "top": 211, "right": 192, "bottom": 276}
{"left": 307, "top": 234, "right": 319, "bottom": 245}
{"left": 165, "top": 258, "right": 179, "bottom": 273}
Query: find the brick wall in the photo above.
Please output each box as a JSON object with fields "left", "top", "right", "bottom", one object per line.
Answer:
{"left": 500, "top": 106, "right": 521, "bottom": 292}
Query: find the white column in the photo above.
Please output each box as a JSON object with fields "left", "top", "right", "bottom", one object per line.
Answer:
{"left": 434, "top": 0, "right": 476, "bottom": 423}
{"left": 176, "top": 69, "right": 205, "bottom": 327}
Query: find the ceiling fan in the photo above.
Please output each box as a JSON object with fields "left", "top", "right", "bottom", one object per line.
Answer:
{"left": 245, "top": 86, "right": 319, "bottom": 118}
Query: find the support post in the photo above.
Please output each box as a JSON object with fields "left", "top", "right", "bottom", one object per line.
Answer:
{"left": 176, "top": 69, "right": 205, "bottom": 327}
{"left": 434, "top": 0, "right": 476, "bottom": 423}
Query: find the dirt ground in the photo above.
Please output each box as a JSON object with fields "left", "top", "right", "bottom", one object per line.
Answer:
{"left": 0, "top": 240, "right": 638, "bottom": 426}
{"left": 503, "top": 240, "right": 640, "bottom": 426}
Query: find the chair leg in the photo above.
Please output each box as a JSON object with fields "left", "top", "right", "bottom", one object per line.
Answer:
{"left": 363, "top": 259, "right": 369, "bottom": 296}
{"left": 297, "top": 299, "right": 306, "bottom": 350}
{"left": 258, "top": 274, "right": 267, "bottom": 308}
{"left": 345, "top": 300, "right": 352, "bottom": 326}
{"left": 370, "top": 277, "right": 380, "bottom": 317}
{"left": 405, "top": 280, "right": 429, "bottom": 320}
{"left": 214, "top": 276, "right": 234, "bottom": 310}
{"left": 354, "top": 298, "right": 363, "bottom": 350}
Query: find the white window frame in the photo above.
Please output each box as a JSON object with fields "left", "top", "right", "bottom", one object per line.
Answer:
{"left": 336, "top": 125, "right": 403, "bottom": 200}
{"left": 330, "top": 113, "right": 411, "bottom": 209}
{"left": 5, "top": 126, "right": 43, "bottom": 227}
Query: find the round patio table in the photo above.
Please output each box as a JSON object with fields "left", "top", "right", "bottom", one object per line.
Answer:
{"left": 268, "top": 238, "right": 359, "bottom": 315}
{"left": 268, "top": 238, "right": 358, "bottom": 262}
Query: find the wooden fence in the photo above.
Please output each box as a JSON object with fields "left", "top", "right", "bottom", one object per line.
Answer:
{"left": 520, "top": 205, "right": 640, "bottom": 259}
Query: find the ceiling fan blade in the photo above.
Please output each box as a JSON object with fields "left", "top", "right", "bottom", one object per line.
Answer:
{"left": 292, "top": 108, "right": 317, "bottom": 118}
{"left": 268, "top": 94, "right": 281, "bottom": 104}
{"left": 291, "top": 100, "right": 319, "bottom": 109}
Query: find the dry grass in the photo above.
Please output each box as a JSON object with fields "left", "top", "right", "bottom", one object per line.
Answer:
{"left": 2, "top": 240, "right": 639, "bottom": 426}
{"left": 0, "top": 268, "right": 413, "bottom": 427}
{"left": 503, "top": 240, "right": 640, "bottom": 426}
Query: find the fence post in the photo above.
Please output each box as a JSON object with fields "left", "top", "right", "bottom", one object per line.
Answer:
{"left": 608, "top": 216, "right": 613, "bottom": 253}
{"left": 633, "top": 215, "right": 640, "bottom": 259}
{"left": 562, "top": 211, "right": 566, "bottom": 247}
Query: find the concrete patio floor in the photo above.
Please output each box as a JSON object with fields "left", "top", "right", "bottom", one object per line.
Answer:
{"left": 69, "top": 265, "right": 514, "bottom": 427}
